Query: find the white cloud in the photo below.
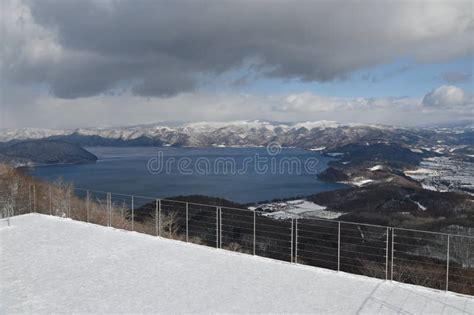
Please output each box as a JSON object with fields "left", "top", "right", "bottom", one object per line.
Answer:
{"left": 422, "top": 85, "right": 472, "bottom": 108}
{"left": 3, "top": 87, "right": 470, "bottom": 129}
{"left": 282, "top": 93, "right": 419, "bottom": 113}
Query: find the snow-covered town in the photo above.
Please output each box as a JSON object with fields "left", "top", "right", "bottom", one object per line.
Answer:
{"left": 250, "top": 199, "right": 345, "bottom": 220}
{"left": 405, "top": 157, "right": 474, "bottom": 195}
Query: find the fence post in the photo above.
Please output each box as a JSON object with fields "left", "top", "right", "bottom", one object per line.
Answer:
{"left": 131, "top": 195, "right": 134, "bottom": 231}
{"left": 107, "top": 192, "right": 111, "bottom": 227}
{"left": 446, "top": 234, "right": 450, "bottom": 292}
{"left": 105, "top": 193, "right": 108, "bottom": 226}
{"left": 158, "top": 199, "right": 161, "bottom": 237}
{"left": 385, "top": 227, "right": 389, "bottom": 280}
{"left": 253, "top": 210, "right": 256, "bottom": 255}
{"left": 155, "top": 199, "right": 159, "bottom": 236}
{"left": 28, "top": 184, "right": 32, "bottom": 213}
{"left": 33, "top": 184, "right": 36, "bottom": 213}
{"left": 68, "top": 188, "right": 71, "bottom": 218}
{"left": 338, "top": 221, "right": 341, "bottom": 272}
{"left": 106, "top": 193, "right": 109, "bottom": 226}
{"left": 86, "top": 190, "right": 90, "bottom": 223}
{"left": 290, "top": 218, "right": 294, "bottom": 263}
{"left": 219, "top": 207, "right": 222, "bottom": 249}
{"left": 186, "top": 202, "right": 189, "bottom": 242}
{"left": 110, "top": 193, "right": 112, "bottom": 226}
{"left": 295, "top": 218, "right": 298, "bottom": 264}
{"left": 391, "top": 228, "right": 394, "bottom": 281}
{"left": 216, "top": 206, "right": 219, "bottom": 249}
{"left": 49, "top": 186, "right": 52, "bottom": 215}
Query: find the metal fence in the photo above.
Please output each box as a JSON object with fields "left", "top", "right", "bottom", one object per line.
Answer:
{"left": 9, "top": 184, "right": 474, "bottom": 296}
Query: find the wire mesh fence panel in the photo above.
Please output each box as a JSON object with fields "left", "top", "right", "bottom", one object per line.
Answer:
{"left": 11, "top": 181, "right": 32, "bottom": 216}
{"left": 255, "top": 215, "right": 292, "bottom": 262}
{"left": 220, "top": 207, "right": 254, "bottom": 254}
{"left": 69, "top": 189, "right": 88, "bottom": 221}
{"left": 160, "top": 199, "right": 187, "bottom": 241}
{"left": 133, "top": 196, "right": 157, "bottom": 236}
{"left": 86, "top": 191, "right": 109, "bottom": 227}
{"left": 0, "top": 174, "right": 33, "bottom": 217}
{"left": 447, "top": 234, "right": 474, "bottom": 295}
{"left": 45, "top": 185, "right": 76, "bottom": 221}
{"left": 0, "top": 194, "right": 8, "bottom": 218}
{"left": 54, "top": 186, "right": 71, "bottom": 218}
{"left": 0, "top": 188, "right": 11, "bottom": 219}
{"left": 0, "top": 188, "right": 13, "bottom": 219}
{"left": 71, "top": 189, "right": 86, "bottom": 219}
{"left": 0, "top": 168, "right": 29, "bottom": 220}
{"left": 393, "top": 228, "right": 449, "bottom": 291}
{"left": 187, "top": 203, "right": 218, "bottom": 248}
{"left": 109, "top": 193, "right": 133, "bottom": 231}
{"left": 296, "top": 219, "right": 339, "bottom": 270}
{"left": 33, "top": 183, "right": 51, "bottom": 215}
{"left": 338, "top": 222, "right": 388, "bottom": 280}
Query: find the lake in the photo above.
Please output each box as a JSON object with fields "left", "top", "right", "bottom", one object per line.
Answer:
{"left": 30, "top": 147, "right": 347, "bottom": 204}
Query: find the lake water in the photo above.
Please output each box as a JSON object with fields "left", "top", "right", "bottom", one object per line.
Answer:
{"left": 30, "top": 147, "right": 347, "bottom": 204}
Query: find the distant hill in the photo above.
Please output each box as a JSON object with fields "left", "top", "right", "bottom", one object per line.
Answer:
{"left": 308, "top": 183, "right": 473, "bottom": 226}
{"left": 0, "top": 140, "right": 97, "bottom": 165}
{"left": 325, "top": 143, "right": 427, "bottom": 169}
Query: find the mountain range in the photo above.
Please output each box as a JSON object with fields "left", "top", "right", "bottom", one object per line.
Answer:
{"left": 1, "top": 120, "right": 472, "bottom": 150}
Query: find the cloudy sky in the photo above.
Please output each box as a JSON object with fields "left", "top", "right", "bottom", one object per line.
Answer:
{"left": 1, "top": 0, "right": 473, "bottom": 129}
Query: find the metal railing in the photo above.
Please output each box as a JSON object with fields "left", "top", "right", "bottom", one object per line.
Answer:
{"left": 10, "top": 184, "right": 474, "bottom": 296}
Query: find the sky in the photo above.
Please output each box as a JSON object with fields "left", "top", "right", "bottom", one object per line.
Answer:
{"left": 1, "top": 0, "right": 473, "bottom": 129}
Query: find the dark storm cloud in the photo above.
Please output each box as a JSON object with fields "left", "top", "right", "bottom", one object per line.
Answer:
{"left": 131, "top": 71, "right": 196, "bottom": 97}
{"left": 5, "top": 0, "right": 473, "bottom": 98}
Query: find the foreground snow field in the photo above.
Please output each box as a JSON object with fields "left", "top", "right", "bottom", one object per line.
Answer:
{"left": 1, "top": 214, "right": 473, "bottom": 314}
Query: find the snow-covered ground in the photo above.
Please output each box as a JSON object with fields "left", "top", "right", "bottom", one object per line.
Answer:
{"left": 342, "top": 177, "right": 375, "bottom": 187}
{"left": 1, "top": 214, "right": 473, "bottom": 314}
{"left": 405, "top": 157, "right": 474, "bottom": 195}
{"left": 250, "top": 199, "right": 345, "bottom": 219}
{"left": 368, "top": 164, "right": 385, "bottom": 171}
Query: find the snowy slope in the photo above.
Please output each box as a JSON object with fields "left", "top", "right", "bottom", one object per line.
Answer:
{"left": 1, "top": 214, "right": 473, "bottom": 314}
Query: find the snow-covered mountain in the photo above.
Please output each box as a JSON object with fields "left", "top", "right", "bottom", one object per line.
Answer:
{"left": 0, "top": 120, "right": 471, "bottom": 149}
